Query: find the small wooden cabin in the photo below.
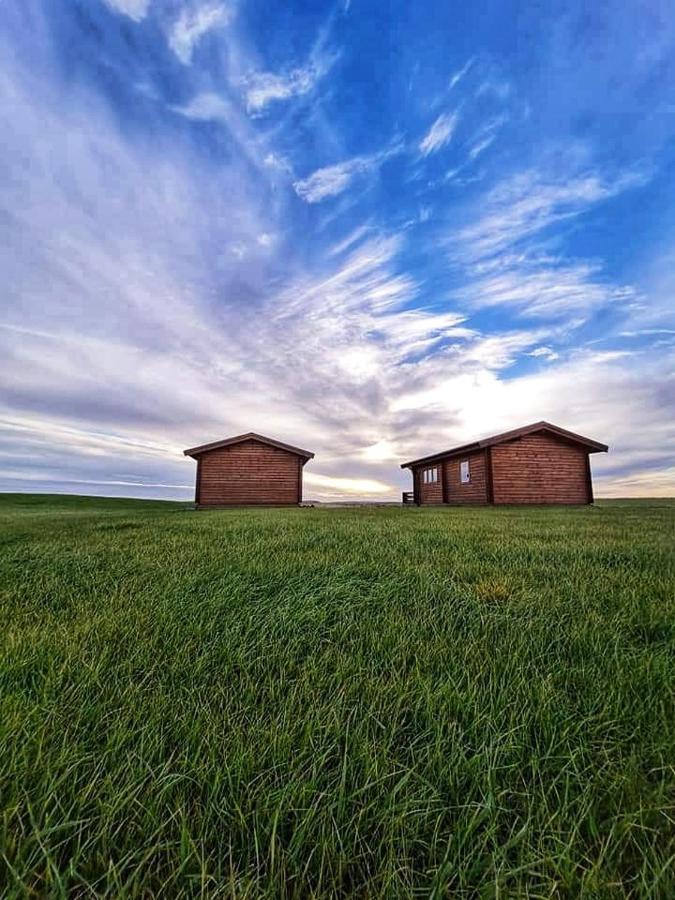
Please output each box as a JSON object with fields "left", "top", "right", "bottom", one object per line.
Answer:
{"left": 183, "top": 432, "right": 314, "bottom": 508}
{"left": 401, "top": 421, "right": 607, "bottom": 506}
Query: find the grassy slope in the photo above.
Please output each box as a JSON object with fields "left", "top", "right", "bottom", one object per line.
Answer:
{"left": 0, "top": 494, "right": 673, "bottom": 897}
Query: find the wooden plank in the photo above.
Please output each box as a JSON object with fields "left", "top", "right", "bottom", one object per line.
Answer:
{"left": 195, "top": 439, "right": 302, "bottom": 506}
{"left": 485, "top": 447, "right": 494, "bottom": 504}
{"left": 444, "top": 450, "right": 488, "bottom": 505}
{"left": 490, "top": 433, "right": 590, "bottom": 504}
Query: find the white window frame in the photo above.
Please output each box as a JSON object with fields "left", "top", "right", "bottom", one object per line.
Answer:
{"left": 460, "top": 459, "right": 470, "bottom": 484}
{"left": 423, "top": 466, "right": 438, "bottom": 484}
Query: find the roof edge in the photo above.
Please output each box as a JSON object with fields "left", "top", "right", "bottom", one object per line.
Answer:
{"left": 184, "top": 432, "right": 315, "bottom": 460}
{"left": 401, "top": 421, "right": 608, "bottom": 468}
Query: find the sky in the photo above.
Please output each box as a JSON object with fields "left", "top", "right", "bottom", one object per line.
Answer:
{"left": 1, "top": 0, "right": 674, "bottom": 502}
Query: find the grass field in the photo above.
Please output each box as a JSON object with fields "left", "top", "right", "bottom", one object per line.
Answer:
{"left": 0, "top": 493, "right": 673, "bottom": 897}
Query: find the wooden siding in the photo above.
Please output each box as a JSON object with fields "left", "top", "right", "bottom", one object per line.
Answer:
{"left": 197, "top": 439, "right": 301, "bottom": 506}
{"left": 416, "top": 465, "right": 443, "bottom": 505}
{"left": 444, "top": 450, "right": 488, "bottom": 504}
{"left": 490, "top": 433, "right": 590, "bottom": 505}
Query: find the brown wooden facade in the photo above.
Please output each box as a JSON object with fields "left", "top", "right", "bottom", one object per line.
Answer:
{"left": 402, "top": 422, "right": 607, "bottom": 506}
{"left": 184, "top": 433, "right": 314, "bottom": 507}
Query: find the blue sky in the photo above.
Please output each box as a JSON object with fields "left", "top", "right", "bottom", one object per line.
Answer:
{"left": 1, "top": 0, "right": 674, "bottom": 500}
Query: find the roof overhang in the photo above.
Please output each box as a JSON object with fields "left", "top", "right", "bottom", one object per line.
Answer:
{"left": 401, "top": 421, "right": 608, "bottom": 469}
{"left": 184, "top": 432, "right": 315, "bottom": 461}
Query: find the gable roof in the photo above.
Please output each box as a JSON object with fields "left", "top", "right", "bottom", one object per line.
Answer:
{"left": 184, "top": 432, "right": 315, "bottom": 460}
{"left": 400, "top": 421, "right": 608, "bottom": 469}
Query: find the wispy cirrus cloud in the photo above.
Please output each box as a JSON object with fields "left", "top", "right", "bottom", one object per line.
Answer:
{"left": 172, "top": 91, "right": 232, "bottom": 121}
{"left": 168, "top": 2, "right": 233, "bottom": 65}
{"left": 476, "top": 79, "right": 512, "bottom": 101}
{"left": 467, "top": 133, "right": 496, "bottom": 160}
{"left": 294, "top": 158, "right": 368, "bottom": 202}
{"left": 450, "top": 163, "right": 650, "bottom": 318}
{"left": 0, "top": 24, "right": 471, "bottom": 501}
{"left": 449, "top": 57, "right": 474, "bottom": 90}
{"left": 103, "top": 0, "right": 152, "bottom": 20}
{"left": 294, "top": 144, "right": 402, "bottom": 203}
{"left": 459, "top": 255, "right": 636, "bottom": 317}
{"left": 442, "top": 116, "right": 505, "bottom": 182}
{"left": 328, "top": 224, "right": 373, "bottom": 255}
{"left": 528, "top": 345, "right": 559, "bottom": 361}
{"left": 170, "top": 91, "right": 272, "bottom": 173}
{"left": 419, "top": 110, "right": 459, "bottom": 155}
{"left": 458, "top": 167, "right": 649, "bottom": 260}
{"left": 242, "top": 49, "right": 338, "bottom": 113}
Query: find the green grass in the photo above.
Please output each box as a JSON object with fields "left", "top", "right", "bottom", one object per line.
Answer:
{"left": 1, "top": 493, "right": 674, "bottom": 898}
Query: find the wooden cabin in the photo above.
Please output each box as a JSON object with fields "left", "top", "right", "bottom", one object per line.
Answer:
{"left": 183, "top": 432, "right": 314, "bottom": 508}
{"left": 401, "top": 421, "right": 607, "bottom": 506}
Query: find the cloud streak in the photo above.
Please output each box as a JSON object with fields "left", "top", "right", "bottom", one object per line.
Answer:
{"left": 243, "top": 50, "right": 338, "bottom": 113}
{"left": 168, "top": 3, "right": 233, "bottom": 65}
{"left": 103, "top": 0, "right": 152, "bottom": 21}
{"left": 419, "top": 111, "right": 459, "bottom": 155}
{"left": 449, "top": 164, "right": 649, "bottom": 318}
{"left": 449, "top": 57, "right": 474, "bottom": 90}
{"left": 457, "top": 168, "right": 649, "bottom": 260}
{"left": 294, "top": 144, "right": 401, "bottom": 202}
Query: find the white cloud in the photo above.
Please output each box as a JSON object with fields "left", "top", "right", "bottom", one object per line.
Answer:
{"left": 168, "top": 3, "right": 233, "bottom": 65}
{"left": 103, "top": 0, "right": 152, "bottom": 21}
{"left": 419, "top": 111, "right": 459, "bottom": 156}
{"left": 619, "top": 328, "right": 675, "bottom": 337}
{"left": 294, "top": 159, "right": 364, "bottom": 202}
{"left": 449, "top": 164, "right": 650, "bottom": 318}
{"left": 294, "top": 145, "right": 401, "bottom": 203}
{"left": 360, "top": 440, "right": 399, "bottom": 462}
{"left": 170, "top": 92, "right": 272, "bottom": 173}
{"left": 461, "top": 115, "right": 507, "bottom": 165}
{"left": 243, "top": 51, "right": 337, "bottom": 113}
{"left": 468, "top": 134, "right": 496, "bottom": 160}
{"left": 263, "top": 152, "right": 293, "bottom": 174}
{"left": 476, "top": 79, "right": 512, "bottom": 101}
{"left": 449, "top": 57, "right": 474, "bottom": 90}
{"left": 328, "top": 224, "right": 372, "bottom": 255}
{"left": 172, "top": 92, "right": 232, "bottom": 121}
{"left": 459, "top": 257, "right": 636, "bottom": 317}
{"left": 458, "top": 168, "right": 649, "bottom": 261}
{"left": 528, "top": 346, "right": 559, "bottom": 361}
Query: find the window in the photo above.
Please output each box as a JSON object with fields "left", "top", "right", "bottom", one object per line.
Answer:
{"left": 423, "top": 467, "right": 439, "bottom": 484}
{"left": 460, "top": 460, "right": 470, "bottom": 484}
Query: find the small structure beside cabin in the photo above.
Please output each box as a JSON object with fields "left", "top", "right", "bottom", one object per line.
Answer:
{"left": 401, "top": 421, "right": 608, "bottom": 506}
{"left": 183, "top": 432, "right": 314, "bottom": 508}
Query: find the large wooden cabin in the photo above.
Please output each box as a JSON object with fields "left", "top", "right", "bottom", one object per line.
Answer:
{"left": 183, "top": 432, "right": 314, "bottom": 508}
{"left": 401, "top": 421, "right": 607, "bottom": 506}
